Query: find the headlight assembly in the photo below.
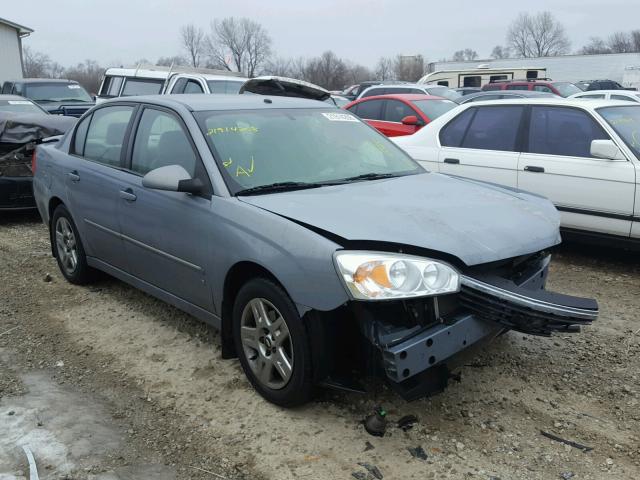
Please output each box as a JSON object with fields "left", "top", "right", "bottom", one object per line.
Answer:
{"left": 334, "top": 251, "right": 460, "bottom": 300}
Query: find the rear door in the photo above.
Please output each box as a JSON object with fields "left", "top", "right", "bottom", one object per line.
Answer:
{"left": 64, "top": 104, "right": 136, "bottom": 271}
{"left": 437, "top": 105, "right": 524, "bottom": 187}
{"left": 518, "top": 105, "right": 635, "bottom": 237}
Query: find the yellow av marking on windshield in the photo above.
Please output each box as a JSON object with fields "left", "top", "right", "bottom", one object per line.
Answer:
{"left": 207, "top": 126, "right": 259, "bottom": 135}
{"left": 236, "top": 156, "right": 255, "bottom": 177}
{"left": 223, "top": 158, "right": 233, "bottom": 168}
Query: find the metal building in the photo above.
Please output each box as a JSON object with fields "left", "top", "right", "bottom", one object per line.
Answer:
{"left": 0, "top": 17, "right": 33, "bottom": 86}
{"left": 427, "top": 52, "right": 640, "bottom": 86}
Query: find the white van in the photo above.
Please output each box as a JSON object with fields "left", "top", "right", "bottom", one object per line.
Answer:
{"left": 418, "top": 66, "right": 547, "bottom": 88}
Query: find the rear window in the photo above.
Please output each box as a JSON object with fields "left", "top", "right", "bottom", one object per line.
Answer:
{"left": 360, "top": 87, "right": 385, "bottom": 99}
{"left": 207, "top": 80, "right": 245, "bottom": 94}
{"left": 121, "top": 78, "right": 164, "bottom": 96}
{"left": 551, "top": 82, "right": 581, "bottom": 97}
{"left": 412, "top": 99, "right": 457, "bottom": 121}
{"left": 426, "top": 87, "right": 461, "bottom": 101}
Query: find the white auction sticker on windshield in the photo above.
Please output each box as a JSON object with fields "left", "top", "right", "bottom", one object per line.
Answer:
{"left": 67, "top": 85, "right": 81, "bottom": 89}
{"left": 8, "top": 100, "right": 32, "bottom": 105}
{"left": 321, "top": 112, "right": 358, "bottom": 122}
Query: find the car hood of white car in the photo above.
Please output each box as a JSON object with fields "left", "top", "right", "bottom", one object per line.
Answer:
{"left": 239, "top": 172, "right": 561, "bottom": 266}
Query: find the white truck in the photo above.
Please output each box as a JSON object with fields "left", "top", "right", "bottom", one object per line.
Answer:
{"left": 96, "top": 65, "right": 246, "bottom": 103}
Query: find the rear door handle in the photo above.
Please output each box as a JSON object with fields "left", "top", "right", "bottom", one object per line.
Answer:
{"left": 524, "top": 166, "right": 545, "bottom": 173}
{"left": 67, "top": 171, "right": 80, "bottom": 182}
{"left": 119, "top": 188, "right": 137, "bottom": 202}
{"left": 443, "top": 158, "right": 460, "bottom": 164}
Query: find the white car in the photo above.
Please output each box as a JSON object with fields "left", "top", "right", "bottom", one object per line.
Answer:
{"left": 358, "top": 84, "right": 462, "bottom": 103}
{"left": 570, "top": 89, "right": 640, "bottom": 103}
{"left": 393, "top": 98, "right": 640, "bottom": 246}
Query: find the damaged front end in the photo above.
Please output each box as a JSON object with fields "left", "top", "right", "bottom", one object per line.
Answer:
{"left": 348, "top": 251, "right": 597, "bottom": 401}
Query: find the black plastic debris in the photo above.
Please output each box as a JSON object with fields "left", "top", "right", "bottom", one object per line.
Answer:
{"left": 397, "top": 414, "right": 418, "bottom": 432}
{"left": 407, "top": 446, "right": 428, "bottom": 460}
{"left": 357, "top": 462, "right": 383, "bottom": 479}
{"left": 540, "top": 430, "right": 593, "bottom": 452}
{"left": 351, "top": 472, "right": 368, "bottom": 480}
{"left": 364, "top": 441, "right": 375, "bottom": 451}
{"left": 364, "top": 406, "right": 387, "bottom": 437}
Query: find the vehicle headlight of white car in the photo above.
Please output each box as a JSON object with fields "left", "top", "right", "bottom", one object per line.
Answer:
{"left": 334, "top": 251, "right": 460, "bottom": 300}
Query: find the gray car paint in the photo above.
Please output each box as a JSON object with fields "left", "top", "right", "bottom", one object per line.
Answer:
{"left": 34, "top": 94, "right": 561, "bottom": 327}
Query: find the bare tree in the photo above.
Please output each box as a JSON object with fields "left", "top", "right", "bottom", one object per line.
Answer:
{"left": 65, "top": 59, "right": 105, "bottom": 94}
{"left": 632, "top": 30, "right": 640, "bottom": 52}
{"left": 304, "top": 51, "right": 347, "bottom": 90}
{"left": 507, "top": 12, "right": 570, "bottom": 57}
{"left": 180, "top": 24, "right": 205, "bottom": 67}
{"left": 394, "top": 55, "right": 425, "bottom": 82}
{"left": 22, "top": 46, "right": 52, "bottom": 77}
{"left": 580, "top": 37, "right": 610, "bottom": 55}
{"left": 344, "top": 62, "right": 372, "bottom": 86}
{"left": 374, "top": 57, "right": 395, "bottom": 81}
{"left": 262, "top": 57, "right": 294, "bottom": 77}
{"left": 206, "top": 17, "right": 272, "bottom": 77}
{"left": 607, "top": 31, "right": 633, "bottom": 53}
{"left": 452, "top": 49, "right": 478, "bottom": 61}
{"left": 157, "top": 55, "right": 188, "bottom": 67}
{"left": 490, "top": 45, "right": 511, "bottom": 59}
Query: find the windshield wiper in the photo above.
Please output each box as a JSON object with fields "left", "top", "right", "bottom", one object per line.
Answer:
{"left": 336, "top": 172, "right": 398, "bottom": 183}
{"left": 236, "top": 181, "right": 326, "bottom": 196}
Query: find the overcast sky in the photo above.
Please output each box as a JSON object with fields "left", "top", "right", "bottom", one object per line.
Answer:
{"left": 4, "top": 0, "right": 640, "bottom": 69}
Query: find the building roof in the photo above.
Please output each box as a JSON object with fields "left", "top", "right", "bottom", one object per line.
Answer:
{"left": 0, "top": 17, "right": 33, "bottom": 36}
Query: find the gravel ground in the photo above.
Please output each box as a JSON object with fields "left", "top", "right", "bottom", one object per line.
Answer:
{"left": 1, "top": 211, "right": 639, "bottom": 480}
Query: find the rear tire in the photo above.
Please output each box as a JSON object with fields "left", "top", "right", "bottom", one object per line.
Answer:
{"left": 232, "top": 278, "right": 314, "bottom": 407}
{"left": 51, "top": 204, "right": 94, "bottom": 285}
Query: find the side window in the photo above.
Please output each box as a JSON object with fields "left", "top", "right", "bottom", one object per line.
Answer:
{"left": 13, "top": 83, "right": 23, "bottom": 95}
{"left": 533, "top": 85, "right": 554, "bottom": 93}
{"left": 483, "top": 83, "right": 501, "bottom": 91}
{"left": 387, "top": 87, "right": 413, "bottom": 94}
{"left": 361, "top": 88, "right": 384, "bottom": 99}
{"left": 527, "top": 70, "right": 539, "bottom": 79}
{"left": 580, "top": 94, "right": 605, "bottom": 99}
{"left": 528, "top": 106, "right": 610, "bottom": 158}
{"left": 384, "top": 100, "right": 416, "bottom": 122}
{"left": 468, "top": 94, "right": 501, "bottom": 102}
{"left": 184, "top": 80, "right": 204, "bottom": 94}
{"left": 121, "top": 79, "right": 163, "bottom": 96}
{"left": 462, "top": 106, "right": 524, "bottom": 151}
{"left": 352, "top": 99, "right": 384, "bottom": 120}
{"left": 612, "top": 94, "right": 634, "bottom": 102}
{"left": 437, "top": 81, "right": 449, "bottom": 86}
{"left": 439, "top": 108, "right": 475, "bottom": 147}
{"left": 84, "top": 106, "right": 134, "bottom": 166}
{"left": 72, "top": 114, "right": 92, "bottom": 155}
{"left": 131, "top": 109, "right": 197, "bottom": 176}
{"left": 2, "top": 82, "right": 12, "bottom": 94}
{"left": 100, "top": 76, "right": 124, "bottom": 96}
{"left": 490, "top": 75, "right": 508, "bottom": 83}
{"left": 506, "top": 84, "right": 529, "bottom": 91}
{"left": 170, "top": 77, "right": 188, "bottom": 94}
{"left": 463, "top": 76, "right": 481, "bottom": 87}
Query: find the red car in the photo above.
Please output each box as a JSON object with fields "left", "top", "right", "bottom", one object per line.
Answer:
{"left": 344, "top": 94, "right": 457, "bottom": 137}
{"left": 482, "top": 79, "right": 582, "bottom": 98}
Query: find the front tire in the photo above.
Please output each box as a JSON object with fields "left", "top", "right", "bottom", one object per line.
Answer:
{"left": 51, "top": 204, "right": 94, "bottom": 285}
{"left": 232, "top": 278, "right": 314, "bottom": 407}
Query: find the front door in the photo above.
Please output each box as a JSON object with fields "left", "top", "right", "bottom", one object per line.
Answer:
{"left": 117, "top": 106, "right": 215, "bottom": 311}
{"left": 438, "top": 105, "right": 524, "bottom": 188}
{"left": 518, "top": 105, "right": 635, "bottom": 237}
{"left": 378, "top": 99, "right": 421, "bottom": 137}
{"left": 64, "top": 104, "right": 135, "bottom": 272}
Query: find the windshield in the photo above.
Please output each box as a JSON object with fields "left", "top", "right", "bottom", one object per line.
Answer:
{"left": 598, "top": 105, "right": 640, "bottom": 158}
{"left": 196, "top": 108, "right": 422, "bottom": 194}
{"left": 24, "top": 83, "right": 92, "bottom": 102}
{"left": 552, "top": 82, "right": 581, "bottom": 97}
{"left": 0, "top": 99, "right": 46, "bottom": 114}
{"left": 207, "top": 80, "right": 244, "bottom": 94}
{"left": 413, "top": 99, "right": 457, "bottom": 121}
{"left": 426, "top": 86, "right": 461, "bottom": 102}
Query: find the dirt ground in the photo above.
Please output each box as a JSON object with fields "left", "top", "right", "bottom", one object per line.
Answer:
{"left": 1, "top": 211, "right": 639, "bottom": 480}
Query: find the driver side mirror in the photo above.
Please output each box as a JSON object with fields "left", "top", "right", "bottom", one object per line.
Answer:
{"left": 142, "top": 165, "right": 203, "bottom": 194}
{"left": 401, "top": 115, "right": 421, "bottom": 126}
{"left": 590, "top": 139, "right": 625, "bottom": 160}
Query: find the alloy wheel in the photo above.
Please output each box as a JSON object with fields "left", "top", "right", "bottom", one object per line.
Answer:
{"left": 55, "top": 217, "right": 78, "bottom": 276}
{"left": 240, "top": 298, "right": 294, "bottom": 390}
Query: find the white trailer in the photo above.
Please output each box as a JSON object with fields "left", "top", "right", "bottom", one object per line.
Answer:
{"left": 426, "top": 53, "right": 640, "bottom": 85}
{"left": 418, "top": 65, "right": 546, "bottom": 88}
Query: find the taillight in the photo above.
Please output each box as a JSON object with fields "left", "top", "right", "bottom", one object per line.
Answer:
{"left": 31, "top": 148, "right": 37, "bottom": 174}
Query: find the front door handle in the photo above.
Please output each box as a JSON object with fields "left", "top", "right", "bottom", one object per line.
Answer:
{"left": 67, "top": 171, "right": 80, "bottom": 182}
{"left": 444, "top": 158, "right": 460, "bottom": 164}
{"left": 524, "top": 166, "right": 545, "bottom": 173}
{"left": 119, "top": 188, "right": 137, "bottom": 202}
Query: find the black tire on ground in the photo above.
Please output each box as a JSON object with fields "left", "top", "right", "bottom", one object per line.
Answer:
{"left": 232, "top": 277, "right": 315, "bottom": 407}
{"left": 51, "top": 204, "right": 95, "bottom": 285}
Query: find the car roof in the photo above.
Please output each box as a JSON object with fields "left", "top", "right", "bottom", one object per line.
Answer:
{"left": 458, "top": 97, "right": 635, "bottom": 109}
{"left": 106, "top": 94, "right": 332, "bottom": 112}
{"left": 574, "top": 89, "right": 638, "bottom": 95}
{"left": 357, "top": 93, "right": 448, "bottom": 102}
{"left": 10, "top": 78, "right": 79, "bottom": 84}
{"left": 0, "top": 94, "right": 36, "bottom": 101}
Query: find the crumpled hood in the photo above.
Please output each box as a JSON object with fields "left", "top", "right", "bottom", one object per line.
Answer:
{"left": 239, "top": 172, "right": 561, "bottom": 266}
